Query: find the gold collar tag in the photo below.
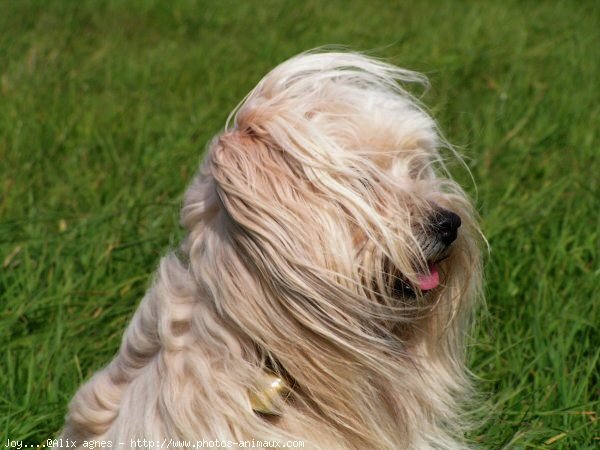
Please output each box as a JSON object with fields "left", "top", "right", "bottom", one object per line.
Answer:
{"left": 248, "top": 373, "right": 289, "bottom": 416}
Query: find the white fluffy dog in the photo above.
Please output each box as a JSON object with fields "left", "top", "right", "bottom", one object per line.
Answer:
{"left": 59, "top": 51, "right": 482, "bottom": 449}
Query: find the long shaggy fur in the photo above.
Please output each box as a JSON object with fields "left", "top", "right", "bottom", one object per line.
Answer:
{"left": 59, "top": 51, "right": 483, "bottom": 449}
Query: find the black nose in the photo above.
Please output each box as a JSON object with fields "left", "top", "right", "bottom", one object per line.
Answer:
{"left": 433, "top": 209, "right": 461, "bottom": 246}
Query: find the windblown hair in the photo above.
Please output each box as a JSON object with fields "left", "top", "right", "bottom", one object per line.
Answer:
{"left": 60, "top": 51, "right": 483, "bottom": 449}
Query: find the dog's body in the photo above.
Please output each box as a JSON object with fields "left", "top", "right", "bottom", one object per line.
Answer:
{"left": 59, "top": 52, "right": 482, "bottom": 450}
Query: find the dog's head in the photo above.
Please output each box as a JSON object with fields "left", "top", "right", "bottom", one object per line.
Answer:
{"left": 180, "top": 51, "right": 482, "bottom": 444}
{"left": 184, "top": 51, "right": 480, "bottom": 333}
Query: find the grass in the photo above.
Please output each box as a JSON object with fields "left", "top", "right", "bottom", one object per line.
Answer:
{"left": 1, "top": 0, "right": 598, "bottom": 448}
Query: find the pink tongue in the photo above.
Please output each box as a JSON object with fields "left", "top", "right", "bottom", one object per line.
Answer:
{"left": 417, "top": 263, "right": 440, "bottom": 291}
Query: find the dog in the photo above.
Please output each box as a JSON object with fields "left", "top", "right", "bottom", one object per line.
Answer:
{"left": 58, "top": 51, "right": 483, "bottom": 450}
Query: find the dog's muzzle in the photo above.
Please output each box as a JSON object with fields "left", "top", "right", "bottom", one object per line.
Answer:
{"left": 393, "top": 208, "right": 462, "bottom": 297}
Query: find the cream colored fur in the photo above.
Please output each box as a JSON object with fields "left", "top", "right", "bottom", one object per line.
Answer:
{"left": 59, "top": 51, "right": 483, "bottom": 450}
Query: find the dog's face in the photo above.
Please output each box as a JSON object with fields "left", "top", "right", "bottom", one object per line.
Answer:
{"left": 181, "top": 52, "right": 481, "bottom": 369}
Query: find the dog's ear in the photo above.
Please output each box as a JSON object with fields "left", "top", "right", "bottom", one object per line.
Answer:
{"left": 179, "top": 129, "right": 276, "bottom": 244}
{"left": 208, "top": 128, "right": 305, "bottom": 226}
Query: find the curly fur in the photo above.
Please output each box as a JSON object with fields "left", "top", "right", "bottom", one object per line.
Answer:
{"left": 59, "top": 50, "right": 483, "bottom": 449}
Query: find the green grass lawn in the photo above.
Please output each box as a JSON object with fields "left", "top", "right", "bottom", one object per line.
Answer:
{"left": 1, "top": 0, "right": 598, "bottom": 448}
